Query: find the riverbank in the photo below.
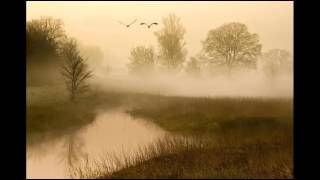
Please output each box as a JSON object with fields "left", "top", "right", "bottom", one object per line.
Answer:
{"left": 27, "top": 87, "right": 293, "bottom": 178}
{"left": 27, "top": 86, "right": 125, "bottom": 144}
{"left": 112, "top": 97, "right": 292, "bottom": 178}
{"left": 73, "top": 94, "right": 293, "bottom": 178}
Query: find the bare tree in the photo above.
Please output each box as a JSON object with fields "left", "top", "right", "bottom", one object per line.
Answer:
{"left": 61, "top": 39, "right": 92, "bottom": 101}
{"left": 202, "top": 22, "right": 262, "bottom": 75}
{"left": 154, "top": 14, "right": 187, "bottom": 73}
{"left": 127, "top": 46, "right": 155, "bottom": 76}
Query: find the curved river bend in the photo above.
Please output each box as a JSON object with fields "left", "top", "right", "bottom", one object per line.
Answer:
{"left": 27, "top": 109, "right": 166, "bottom": 179}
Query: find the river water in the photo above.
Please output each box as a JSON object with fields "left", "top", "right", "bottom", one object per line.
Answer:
{"left": 26, "top": 109, "right": 167, "bottom": 179}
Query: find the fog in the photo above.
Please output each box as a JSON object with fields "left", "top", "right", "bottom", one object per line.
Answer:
{"left": 27, "top": 1, "right": 293, "bottom": 98}
{"left": 90, "top": 69, "right": 293, "bottom": 98}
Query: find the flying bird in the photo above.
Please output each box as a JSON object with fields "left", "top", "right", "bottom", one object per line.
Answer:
{"left": 140, "top": 22, "right": 158, "bottom": 28}
{"left": 117, "top": 19, "right": 137, "bottom": 28}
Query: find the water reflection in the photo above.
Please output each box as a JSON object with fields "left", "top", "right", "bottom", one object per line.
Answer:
{"left": 60, "top": 133, "right": 88, "bottom": 169}
{"left": 27, "top": 109, "right": 166, "bottom": 179}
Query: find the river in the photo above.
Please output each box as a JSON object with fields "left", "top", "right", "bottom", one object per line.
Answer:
{"left": 27, "top": 109, "right": 166, "bottom": 179}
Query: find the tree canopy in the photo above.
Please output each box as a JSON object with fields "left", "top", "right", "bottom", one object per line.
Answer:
{"left": 202, "top": 22, "right": 262, "bottom": 74}
{"left": 127, "top": 46, "right": 155, "bottom": 76}
{"left": 27, "top": 16, "right": 66, "bottom": 62}
{"left": 154, "top": 14, "right": 187, "bottom": 73}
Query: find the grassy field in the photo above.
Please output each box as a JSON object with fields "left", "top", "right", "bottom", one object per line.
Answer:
{"left": 68, "top": 94, "right": 293, "bottom": 179}
{"left": 122, "top": 97, "right": 293, "bottom": 178}
{"left": 27, "top": 86, "right": 293, "bottom": 178}
{"left": 127, "top": 95, "right": 292, "bottom": 136}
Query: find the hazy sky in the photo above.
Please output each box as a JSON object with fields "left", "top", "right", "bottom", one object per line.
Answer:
{"left": 27, "top": 1, "right": 293, "bottom": 70}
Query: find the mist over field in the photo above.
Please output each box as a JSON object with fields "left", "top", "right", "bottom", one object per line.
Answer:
{"left": 89, "top": 70, "right": 292, "bottom": 98}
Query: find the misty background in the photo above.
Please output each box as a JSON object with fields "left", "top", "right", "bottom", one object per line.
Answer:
{"left": 27, "top": 1, "right": 293, "bottom": 98}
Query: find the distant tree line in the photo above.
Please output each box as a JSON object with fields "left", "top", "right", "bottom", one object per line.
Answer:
{"left": 128, "top": 14, "right": 187, "bottom": 76}
{"left": 127, "top": 46, "right": 155, "bottom": 76}
{"left": 27, "top": 15, "right": 293, "bottom": 100}
{"left": 260, "top": 49, "right": 293, "bottom": 79}
{"left": 128, "top": 14, "right": 292, "bottom": 78}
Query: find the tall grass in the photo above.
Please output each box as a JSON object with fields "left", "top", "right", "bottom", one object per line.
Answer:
{"left": 70, "top": 130, "right": 292, "bottom": 179}
{"left": 99, "top": 96, "right": 292, "bottom": 178}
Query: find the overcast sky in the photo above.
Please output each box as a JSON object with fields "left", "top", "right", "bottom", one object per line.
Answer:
{"left": 27, "top": 1, "right": 293, "bottom": 70}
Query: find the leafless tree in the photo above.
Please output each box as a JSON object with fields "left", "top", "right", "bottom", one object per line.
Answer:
{"left": 61, "top": 39, "right": 92, "bottom": 101}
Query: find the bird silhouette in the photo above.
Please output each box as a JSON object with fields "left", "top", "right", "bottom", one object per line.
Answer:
{"left": 117, "top": 19, "right": 137, "bottom": 28}
{"left": 140, "top": 22, "right": 158, "bottom": 28}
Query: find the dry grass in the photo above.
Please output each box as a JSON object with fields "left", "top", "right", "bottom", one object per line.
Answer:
{"left": 70, "top": 130, "right": 292, "bottom": 179}
{"left": 27, "top": 86, "right": 292, "bottom": 178}
{"left": 68, "top": 95, "right": 293, "bottom": 179}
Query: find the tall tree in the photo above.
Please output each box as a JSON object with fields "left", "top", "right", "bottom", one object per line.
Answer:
{"left": 61, "top": 39, "right": 92, "bottom": 101}
{"left": 154, "top": 14, "right": 187, "bottom": 73}
{"left": 260, "top": 49, "right": 293, "bottom": 78}
{"left": 127, "top": 46, "right": 155, "bottom": 76}
{"left": 202, "top": 22, "right": 262, "bottom": 75}
{"left": 185, "top": 57, "right": 201, "bottom": 77}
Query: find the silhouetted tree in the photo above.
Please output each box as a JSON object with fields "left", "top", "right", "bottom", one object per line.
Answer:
{"left": 202, "top": 22, "right": 262, "bottom": 75}
{"left": 260, "top": 49, "right": 293, "bottom": 78}
{"left": 27, "top": 16, "right": 66, "bottom": 61}
{"left": 185, "top": 57, "right": 201, "bottom": 77}
{"left": 61, "top": 39, "right": 92, "bottom": 101}
{"left": 154, "top": 14, "right": 187, "bottom": 73}
{"left": 27, "top": 17, "right": 67, "bottom": 86}
{"left": 127, "top": 46, "right": 155, "bottom": 76}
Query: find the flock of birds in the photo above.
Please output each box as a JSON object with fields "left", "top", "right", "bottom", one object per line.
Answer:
{"left": 117, "top": 19, "right": 158, "bottom": 28}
